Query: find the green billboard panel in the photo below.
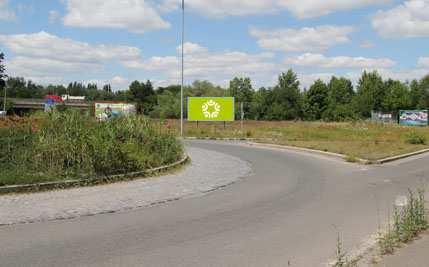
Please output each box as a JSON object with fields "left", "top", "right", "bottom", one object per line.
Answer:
{"left": 188, "top": 97, "right": 235, "bottom": 121}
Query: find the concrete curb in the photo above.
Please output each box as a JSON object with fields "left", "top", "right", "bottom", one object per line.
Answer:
{"left": 0, "top": 155, "right": 190, "bottom": 195}
{"left": 375, "top": 148, "right": 429, "bottom": 164}
{"left": 246, "top": 142, "right": 429, "bottom": 165}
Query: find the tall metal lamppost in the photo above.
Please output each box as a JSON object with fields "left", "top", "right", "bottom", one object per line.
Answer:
{"left": 180, "top": 0, "right": 185, "bottom": 137}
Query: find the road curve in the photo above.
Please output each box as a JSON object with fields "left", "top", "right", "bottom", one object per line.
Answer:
{"left": 1, "top": 140, "right": 428, "bottom": 267}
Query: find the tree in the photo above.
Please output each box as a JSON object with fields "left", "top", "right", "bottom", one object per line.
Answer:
{"left": 103, "top": 84, "right": 112, "bottom": 93}
{"left": 419, "top": 75, "right": 429, "bottom": 108}
{"left": 354, "top": 71, "right": 385, "bottom": 117}
{"left": 250, "top": 87, "right": 271, "bottom": 120}
{"left": 0, "top": 53, "right": 6, "bottom": 92}
{"left": 303, "top": 79, "right": 329, "bottom": 120}
{"left": 229, "top": 77, "right": 254, "bottom": 118}
{"left": 151, "top": 90, "right": 181, "bottom": 119}
{"left": 382, "top": 79, "right": 411, "bottom": 112}
{"left": 187, "top": 80, "right": 226, "bottom": 97}
{"left": 410, "top": 79, "right": 422, "bottom": 109}
{"left": 129, "top": 80, "right": 156, "bottom": 115}
{"left": 0, "top": 52, "right": 8, "bottom": 112}
{"left": 322, "top": 77, "right": 356, "bottom": 121}
{"left": 269, "top": 70, "right": 302, "bottom": 120}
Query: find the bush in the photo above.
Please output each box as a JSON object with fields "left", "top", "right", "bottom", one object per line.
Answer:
{"left": 0, "top": 111, "right": 183, "bottom": 186}
{"left": 405, "top": 132, "right": 426, "bottom": 145}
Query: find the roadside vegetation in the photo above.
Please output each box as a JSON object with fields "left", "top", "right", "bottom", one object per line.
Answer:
{"left": 377, "top": 189, "right": 428, "bottom": 256}
{"left": 0, "top": 111, "right": 183, "bottom": 186}
{"left": 331, "top": 188, "right": 428, "bottom": 266}
{"left": 174, "top": 120, "right": 429, "bottom": 161}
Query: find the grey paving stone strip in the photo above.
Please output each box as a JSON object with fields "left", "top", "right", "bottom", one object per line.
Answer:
{"left": 0, "top": 147, "right": 252, "bottom": 225}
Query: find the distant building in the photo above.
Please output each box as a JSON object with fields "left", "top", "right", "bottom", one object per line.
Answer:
{"left": 61, "top": 95, "right": 86, "bottom": 101}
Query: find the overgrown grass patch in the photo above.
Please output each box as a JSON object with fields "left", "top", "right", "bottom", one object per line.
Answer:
{"left": 167, "top": 120, "right": 429, "bottom": 160}
{"left": 0, "top": 111, "right": 183, "bottom": 186}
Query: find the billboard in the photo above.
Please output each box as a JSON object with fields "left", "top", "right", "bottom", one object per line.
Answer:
{"left": 188, "top": 97, "right": 235, "bottom": 121}
{"left": 95, "top": 102, "right": 136, "bottom": 121}
{"left": 371, "top": 111, "right": 395, "bottom": 123}
{"left": 399, "top": 110, "right": 428, "bottom": 126}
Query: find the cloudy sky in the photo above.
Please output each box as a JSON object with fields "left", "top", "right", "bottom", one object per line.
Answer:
{"left": 0, "top": 0, "right": 428, "bottom": 90}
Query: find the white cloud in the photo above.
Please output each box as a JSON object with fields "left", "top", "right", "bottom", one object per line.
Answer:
{"left": 372, "top": 0, "right": 429, "bottom": 38}
{"left": 360, "top": 40, "right": 375, "bottom": 49}
{"left": 162, "top": 0, "right": 389, "bottom": 18}
{"left": 250, "top": 26, "right": 354, "bottom": 53}
{"left": 0, "top": 0, "right": 16, "bottom": 21}
{"left": 278, "top": 0, "right": 390, "bottom": 18}
{"left": 0, "top": 31, "right": 144, "bottom": 82}
{"left": 63, "top": 0, "right": 170, "bottom": 34}
{"left": 84, "top": 76, "right": 130, "bottom": 91}
{"left": 284, "top": 53, "right": 396, "bottom": 69}
{"left": 299, "top": 73, "right": 336, "bottom": 88}
{"left": 126, "top": 42, "right": 278, "bottom": 86}
{"left": 418, "top": 57, "right": 429, "bottom": 68}
{"left": 49, "top": 10, "right": 60, "bottom": 24}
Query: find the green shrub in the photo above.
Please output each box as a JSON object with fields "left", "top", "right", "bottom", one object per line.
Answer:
{"left": 405, "top": 132, "right": 426, "bottom": 145}
{"left": 0, "top": 111, "right": 183, "bottom": 186}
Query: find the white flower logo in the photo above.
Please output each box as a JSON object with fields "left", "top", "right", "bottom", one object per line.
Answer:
{"left": 202, "top": 100, "right": 221, "bottom": 119}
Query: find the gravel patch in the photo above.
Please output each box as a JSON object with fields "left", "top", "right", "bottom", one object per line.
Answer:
{"left": 0, "top": 147, "right": 252, "bottom": 225}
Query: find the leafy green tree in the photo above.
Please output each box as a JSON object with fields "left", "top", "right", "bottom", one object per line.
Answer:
{"left": 322, "top": 77, "right": 356, "bottom": 121}
{"left": 268, "top": 70, "right": 302, "bottom": 120}
{"left": 0, "top": 52, "right": 7, "bottom": 111}
{"left": 0, "top": 53, "right": 6, "bottom": 93}
{"left": 187, "top": 80, "right": 226, "bottom": 97}
{"left": 6, "top": 77, "right": 26, "bottom": 98}
{"left": 382, "top": 79, "right": 411, "bottom": 111}
{"left": 129, "top": 80, "right": 156, "bottom": 115}
{"left": 410, "top": 79, "right": 423, "bottom": 109}
{"left": 354, "top": 71, "right": 385, "bottom": 117}
{"left": 103, "top": 84, "right": 112, "bottom": 93}
{"left": 250, "top": 87, "right": 271, "bottom": 120}
{"left": 151, "top": 90, "right": 181, "bottom": 119}
{"left": 303, "top": 79, "right": 329, "bottom": 120}
{"left": 229, "top": 77, "right": 254, "bottom": 118}
{"left": 419, "top": 75, "right": 429, "bottom": 108}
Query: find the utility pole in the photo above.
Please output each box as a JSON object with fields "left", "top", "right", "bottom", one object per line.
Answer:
{"left": 180, "top": 0, "right": 185, "bottom": 137}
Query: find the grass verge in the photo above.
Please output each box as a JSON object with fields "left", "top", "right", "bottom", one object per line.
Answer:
{"left": 166, "top": 120, "right": 429, "bottom": 161}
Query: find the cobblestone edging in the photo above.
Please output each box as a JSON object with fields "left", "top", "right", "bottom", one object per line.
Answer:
{"left": 0, "top": 155, "right": 189, "bottom": 195}
{"left": 0, "top": 147, "right": 252, "bottom": 225}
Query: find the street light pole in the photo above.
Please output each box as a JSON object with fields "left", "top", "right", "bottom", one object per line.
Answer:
{"left": 180, "top": 0, "right": 185, "bottom": 137}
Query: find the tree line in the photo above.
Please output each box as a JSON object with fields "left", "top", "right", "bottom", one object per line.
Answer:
{"left": 1, "top": 53, "right": 429, "bottom": 121}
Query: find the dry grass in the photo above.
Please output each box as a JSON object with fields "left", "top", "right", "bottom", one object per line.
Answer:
{"left": 165, "top": 120, "right": 429, "bottom": 161}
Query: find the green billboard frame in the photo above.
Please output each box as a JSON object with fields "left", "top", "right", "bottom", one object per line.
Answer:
{"left": 187, "top": 97, "right": 235, "bottom": 122}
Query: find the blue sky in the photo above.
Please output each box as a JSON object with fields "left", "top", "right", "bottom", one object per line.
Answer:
{"left": 0, "top": 0, "right": 428, "bottom": 90}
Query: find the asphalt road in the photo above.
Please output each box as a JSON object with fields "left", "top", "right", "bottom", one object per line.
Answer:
{"left": 1, "top": 140, "right": 429, "bottom": 267}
